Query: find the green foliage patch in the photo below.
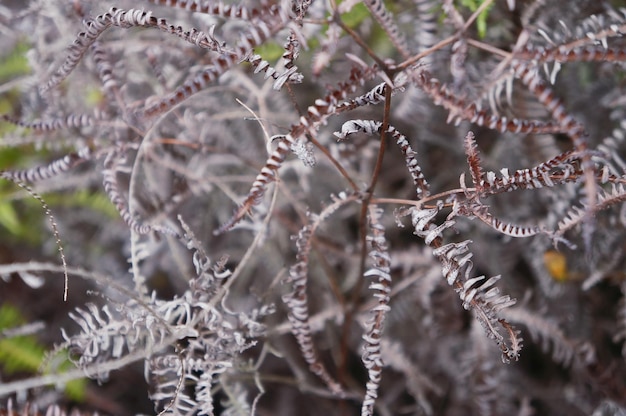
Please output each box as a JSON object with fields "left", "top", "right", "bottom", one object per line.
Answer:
{"left": 0, "top": 304, "right": 86, "bottom": 401}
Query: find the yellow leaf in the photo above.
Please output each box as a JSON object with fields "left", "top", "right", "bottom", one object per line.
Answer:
{"left": 544, "top": 250, "right": 568, "bottom": 282}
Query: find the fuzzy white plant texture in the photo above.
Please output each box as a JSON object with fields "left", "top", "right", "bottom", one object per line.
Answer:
{"left": 1, "top": 0, "right": 626, "bottom": 415}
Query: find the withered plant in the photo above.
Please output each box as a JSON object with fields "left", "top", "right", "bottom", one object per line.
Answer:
{"left": 1, "top": 0, "right": 626, "bottom": 415}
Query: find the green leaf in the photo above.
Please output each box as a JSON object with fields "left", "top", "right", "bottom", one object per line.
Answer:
{"left": 51, "top": 349, "right": 88, "bottom": 401}
{"left": 0, "top": 305, "right": 45, "bottom": 374}
{"left": 65, "top": 377, "right": 87, "bottom": 401}
{"left": 0, "top": 202, "right": 22, "bottom": 235}
{"left": 0, "top": 304, "right": 25, "bottom": 328}
{"left": 84, "top": 87, "right": 105, "bottom": 107}
{"left": 0, "top": 336, "right": 46, "bottom": 373}
{"left": 0, "top": 41, "right": 31, "bottom": 83}
{"left": 0, "top": 94, "right": 22, "bottom": 137}
{"left": 0, "top": 194, "right": 44, "bottom": 245}
{"left": 0, "top": 305, "right": 87, "bottom": 401}
{"left": 0, "top": 147, "right": 25, "bottom": 170}
{"left": 255, "top": 42, "right": 284, "bottom": 62}
{"left": 340, "top": 2, "right": 370, "bottom": 28}
{"left": 459, "top": 0, "right": 494, "bottom": 39}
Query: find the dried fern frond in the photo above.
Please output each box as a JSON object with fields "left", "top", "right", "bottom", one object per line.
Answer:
{"left": 335, "top": 119, "right": 430, "bottom": 198}
{"left": 363, "top": 0, "right": 411, "bottom": 58}
{"left": 411, "top": 68, "right": 564, "bottom": 134}
{"left": 413, "top": 0, "right": 440, "bottom": 63}
{"left": 480, "top": 150, "right": 583, "bottom": 195}
{"left": 512, "top": 60, "right": 598, "bottom": 248}
{"left": 214, "top": 64, "right": 379, "bottom": 234}
{"left": 41, "top": 7, "right": 232, "bottom": 94}
{"left": 501, "top": 306, "right": 593, "bottom": 367}
{"left": 557, "top": 183, "right": 626, "bottom": 236}
{"left": 282, "top": 194, "right": 359, "bottom": 395}
{"left": 101, "top": 149, "right": 155, "bottom": 235}
{"left": 244, "top": 51, "right": 304, "bottom": 91}
{"left": 147, "top": 0, "right": 271, "bottom": 21}
{"left": 0, "top": 147, "right": 93, "bottom": 184}
{"left": 470, "top": 203, "right": 544, "bottom": 238}
{"left": 64, "top": 242, "right": 271, "bottom": 413}
{"left": 463, "top": 131, "right": 486, "bottom": 193}
{"left": 139, "top": 7, "right": 290, "bottom": 118}
{"left": 408, "top": 203, "right": 522, "bottom": 362}
{"left": 0, "top": 114, "right": 95, "bottom": 132}
{"left": 361, "top": 205, "right": 392, "bottom": 416}
{"left": 3, "top": 0, "right": 626, "bottom": 414}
